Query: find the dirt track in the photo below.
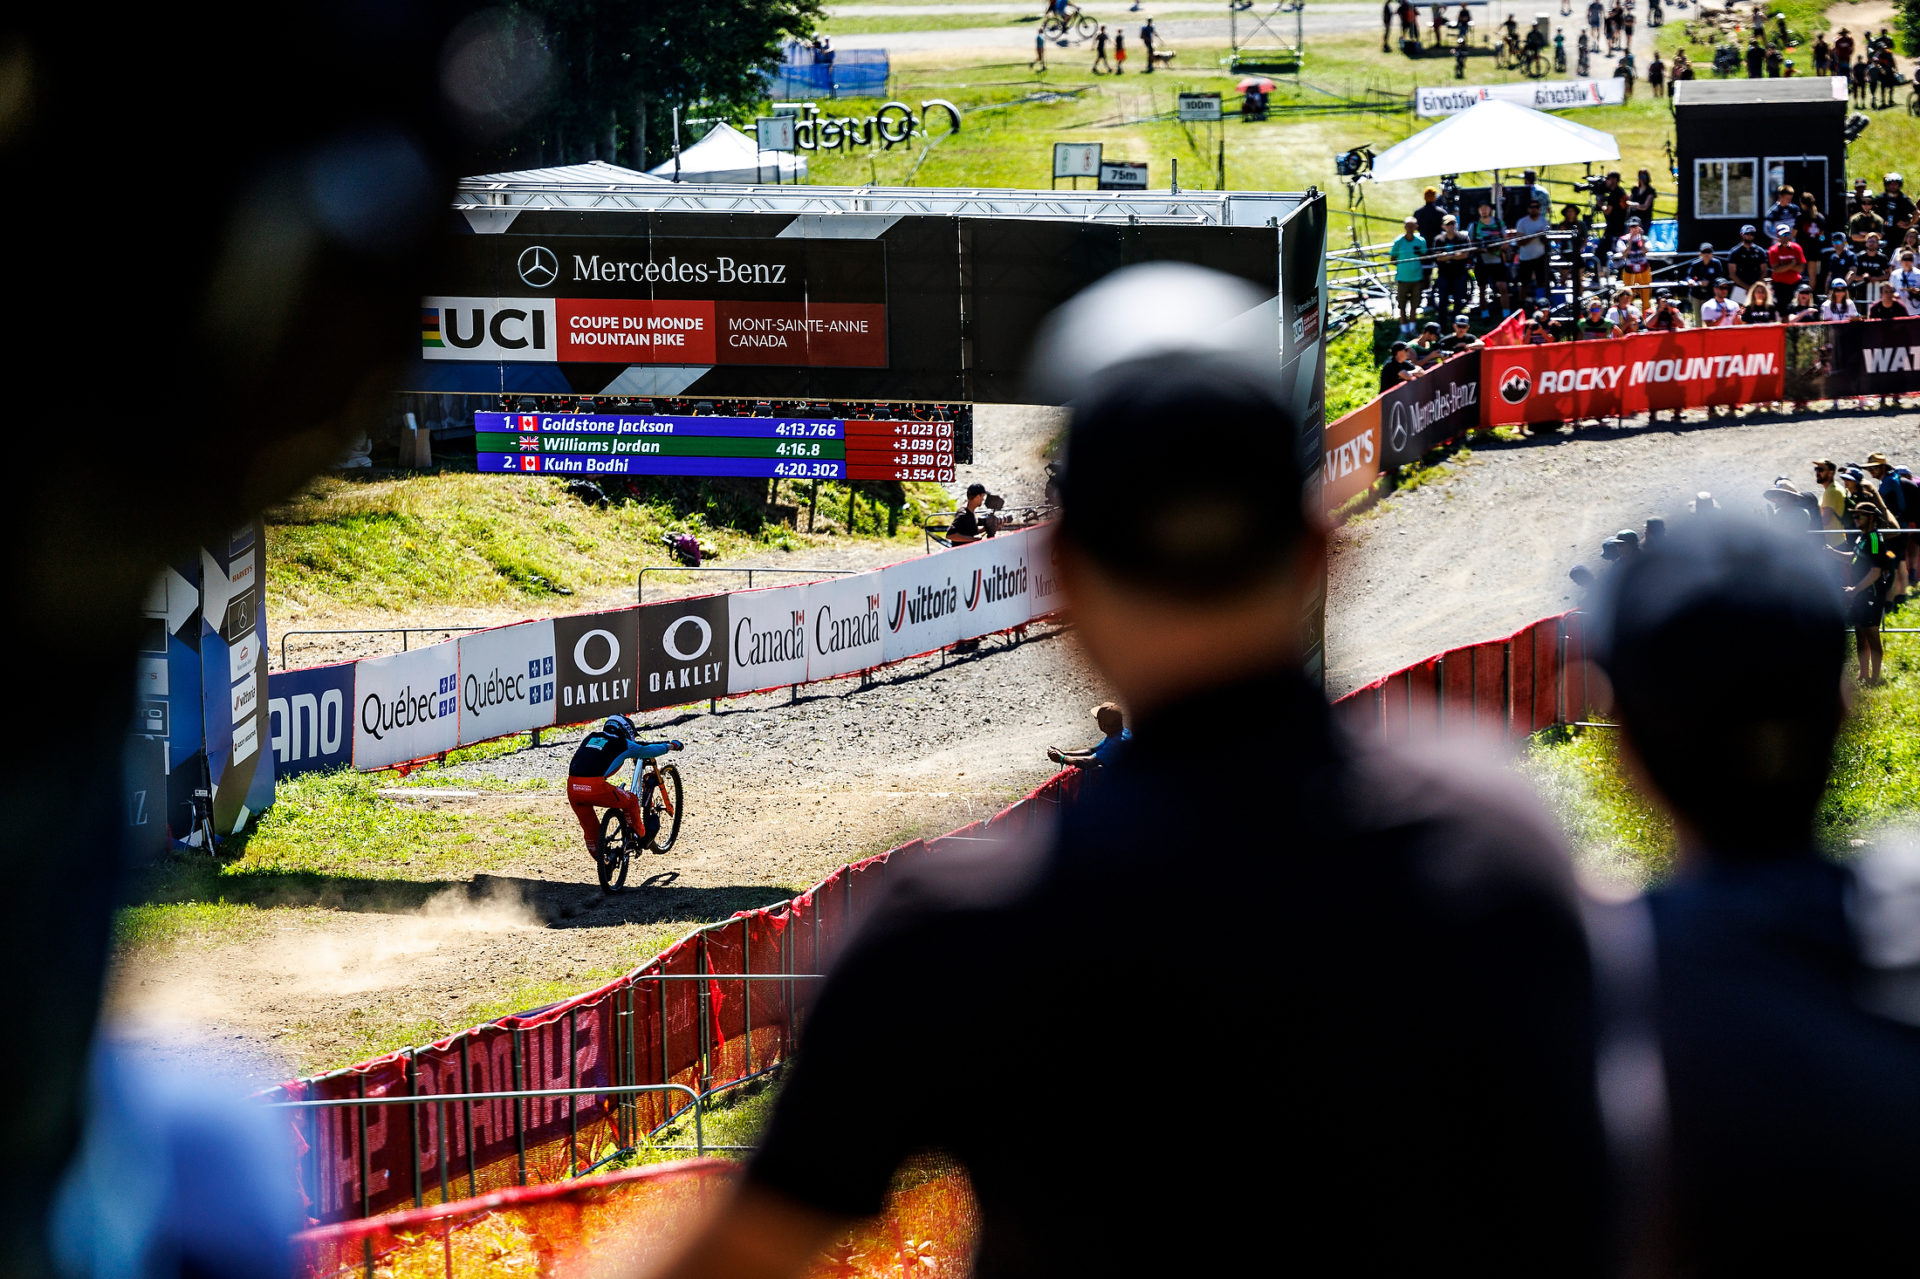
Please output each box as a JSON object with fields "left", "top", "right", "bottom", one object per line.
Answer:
{"left": 1327, "top": 410, "right": 1920, "bottom": 694}
{"left": 109, "top": 401, "right": 1917, "bottom": 1085}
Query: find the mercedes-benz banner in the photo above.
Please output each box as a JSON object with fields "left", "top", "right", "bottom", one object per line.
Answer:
{"left": 355, "top": 646, "right": 460, "bottom": 771}
{"left": 457, "top": 620, "right": 559, "bottom": 746}
{"left": 636, "top": 596, "right": 730, "bottom": 711}
{"left": 552, "top": 610, "right": 639, "bottom": 723}
{"left": 805, "top": 572, "right": 886, "bottom": 682}
{"left": 726, "top": 585, "right": 810, "bottom": 695}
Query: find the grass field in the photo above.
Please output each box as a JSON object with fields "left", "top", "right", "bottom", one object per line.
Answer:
{"left": 1521, "top": 594, "right": 1920, "bottom": 885}
{"left": 793, "top": 17, "right": 1920, "bottom": 238}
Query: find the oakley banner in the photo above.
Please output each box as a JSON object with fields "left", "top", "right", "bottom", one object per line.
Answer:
{"left": 805, "top": 572, "right": 886, "bottom": 682}
{"left": 1379, "top": 351, "right": 1481, "bottom": 470}
{"left": 726, "top": 585, "right": 811, "bottom": 695}
{"left": 456, "top": 621, "right": 558, "bottom": 746}
{"left": 1483, "top": 327, "right": 1784, "bottom": 426}
{"left": 636, "top": 596, "right": 731, "bottom": 711}
{"left": 552, "top": 610, "right": 639, "bottom": 723}
{"left": 354, "top": 646, "right": 460, "bottom": 771}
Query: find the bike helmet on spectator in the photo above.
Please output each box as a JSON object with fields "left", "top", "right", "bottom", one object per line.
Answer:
{"left": 603, "top": 714, "right": 635, "bottom": 739}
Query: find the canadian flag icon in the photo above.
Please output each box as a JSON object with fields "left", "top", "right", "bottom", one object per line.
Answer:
{"left": 520, "top": 455, "right": 540, "bottom": 472}
{"left": 518, "top": 414, "right": 537, "bottom": 429}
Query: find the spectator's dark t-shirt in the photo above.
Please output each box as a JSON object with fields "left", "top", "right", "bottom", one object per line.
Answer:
{"left": 1439, "top": 331, "right": 1479, "bottom": 353}
{"left": 1649, "top": 857, "right": 1920, "bottom": 1278}
{"left": 1856, "top": 248, "right": 1890, "bottom": 282}
{"left": 1739, "top": 302, "right": 1780, "bottom": 324}
{"left": 1876, "top": 191, "right": 1916, "bottom": 225}
{"left": 1381, "top": 357, "right": 1417, "bottom": 390}
{"left": 1413, "top": 201, "right": 1447, "bottom": 244}
{"left": 749, "top": 672, "right": 1609, "bottom": 1278}
{"left": 1599, "top": 187, "right": 1629, "bottom": 237}
{"left": 1686, "top": 256, "right": 1721, "bottom": 298}
{"left": 1869, "top": 295, "right": 1907, "bottom": 321}
{"left": 947, "top": 506, "right": 981, "bottom": 541}
{"left": 1853, "top": 530, "right": 1900, "bottom": 594}
{"left": 1728, "top": 242, "right": 1769, "bottom": 286}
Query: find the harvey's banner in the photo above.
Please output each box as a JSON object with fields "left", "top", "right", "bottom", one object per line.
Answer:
{"left": 1482, "top": 327, "right": 1784, "bottom": 426}
{"left": 1415, "top": 79, "right": 1625, "bottom": 116}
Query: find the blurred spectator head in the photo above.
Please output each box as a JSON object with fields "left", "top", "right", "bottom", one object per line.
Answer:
{"left": 1592, "top": 518, "right": 1848, "bottom": 855}
{"left": 1740, "top": 224, "right": 1758, "bottom": 242}
{"left": 1698, "top": 242, "right": 1716, "bottom": 258}
{"left": 1442, "top": 213, "right": 1459, "bottom": 230}
{"left": 1423, "top": 185, "right": 1439, "bottom": 202}
{"left": 1093, "top": 702, "right": 1125, "bottom": 735}
{"left": 1403, "top": 217, "right": 1419, "bottom": 234}
{"left": 1453, "top": 313, "right": 1472, "bottom": 330}
{"left": 1866, "top": 451, "right": 1894, "bottom": 477}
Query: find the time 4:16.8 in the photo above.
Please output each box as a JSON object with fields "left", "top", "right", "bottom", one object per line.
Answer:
{"left": 773, "top": 461, "right": 842, "bottom": 478}
{"left": 775, "top": 441, "right": 823, "bottom": 457}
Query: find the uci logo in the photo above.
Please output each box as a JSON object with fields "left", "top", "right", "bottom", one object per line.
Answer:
{"left": 1388, "top": 401, "right": 1411, "bottom": 454}
{"left": 517, "top": 245, "right": 559, "bottom": 289}
{"left": 1499, "top": 368, "right": 1533, "bottom": 404}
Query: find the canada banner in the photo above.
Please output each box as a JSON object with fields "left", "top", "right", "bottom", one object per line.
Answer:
{"left": 1483, "top": 326, "right": 1785, "bottom": 426}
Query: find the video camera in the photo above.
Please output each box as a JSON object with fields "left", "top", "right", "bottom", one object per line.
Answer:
{"left": 1334, "top": 145, "right": 1375, "bottom": 179}
{"left": 1570, "top": 173, "right": 1611, "bottom": 196}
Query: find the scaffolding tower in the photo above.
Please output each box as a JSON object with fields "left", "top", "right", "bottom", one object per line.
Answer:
{"left": 1229, "top": 0, "right": 1305, "bottom": 75}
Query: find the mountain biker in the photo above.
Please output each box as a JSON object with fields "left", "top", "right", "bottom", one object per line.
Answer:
{"left": 566, "top": 715, "right": 680, "bottom": 853}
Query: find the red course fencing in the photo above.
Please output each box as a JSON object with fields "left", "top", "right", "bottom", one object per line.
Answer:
{"left": 268, "top": 769, "right": 1086, "bottom": 1230}
{"left": 281, "top": 612, "right": 1595, "bottom": 1276}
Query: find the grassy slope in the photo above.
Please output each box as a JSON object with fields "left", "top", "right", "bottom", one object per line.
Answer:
{"left": 267, "top": 474, "right": 949, "bottom": 621}
{"left": 1520, "top": 596, "right": 1920, "bottom": 886}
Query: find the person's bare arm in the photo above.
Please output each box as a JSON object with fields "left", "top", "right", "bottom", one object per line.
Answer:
{"left": 641, "top": 1183, "right": 847, "bottom": 1279}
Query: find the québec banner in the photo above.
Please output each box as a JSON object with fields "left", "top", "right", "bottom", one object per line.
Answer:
{"left": 1415, "top": 79, "right": 1626, "bottom": 116}
{"left": 274, "top": 529, "right": 1061, "bottom": 777}
{"left": 1482, "top": 327, "right": 1783, "bottom": 426}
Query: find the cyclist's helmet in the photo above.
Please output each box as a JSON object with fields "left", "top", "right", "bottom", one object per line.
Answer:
{"left": 603, "top": 714, "right": 636, "bottom": 740}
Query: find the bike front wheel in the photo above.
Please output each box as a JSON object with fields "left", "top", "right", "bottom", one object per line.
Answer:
{"left": 644, "top": 764, "right": 684, "bottom": 853}
{"left": 597, "top": 808, "right": 633, "bottom": 893}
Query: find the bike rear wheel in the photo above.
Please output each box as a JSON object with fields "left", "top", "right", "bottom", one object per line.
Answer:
{"left": 1074, "top": 13, "right": 1097, "bottom": 38}
{"left": 645, "top": 764, "right": 684, "bottom": 853}
{"left": 597, "top": 808, "right": 633, "bottom": 893}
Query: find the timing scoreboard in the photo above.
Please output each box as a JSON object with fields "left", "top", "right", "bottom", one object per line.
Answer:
{"left": 476, "top": 412, "right": 956, "bottom": 482}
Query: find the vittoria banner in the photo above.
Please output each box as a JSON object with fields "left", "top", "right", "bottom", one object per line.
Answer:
{"left": 1482, "top": 327, "right": 1784, "bottom": 426}
{"left": 953, "top": 530, "right": 1033, "bottom": 638}
{"left": 1415, "top": 78, "right": 1625, "bottom": 117}
{"left": 879, "top": 552, "right": 967, "bottom": 662}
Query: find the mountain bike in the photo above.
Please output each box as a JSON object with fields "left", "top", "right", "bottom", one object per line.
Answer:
{"left": 1039, "top": 1, "right": 1097, "bottom": 42}
{"left": 595, "top": 742, "right": 684, "bottom": 893}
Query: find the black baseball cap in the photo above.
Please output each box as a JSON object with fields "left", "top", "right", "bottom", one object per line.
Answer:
{"left": 966, "top": 482, "right": 988, "bottom": 498}
{"left": 1055, "top": 354, "right": 1305, "bottom": 597}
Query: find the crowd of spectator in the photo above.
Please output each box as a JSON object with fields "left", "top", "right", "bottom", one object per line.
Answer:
{"left": 1382, "top": 170, "right": 1920, "bottom": 408}
{"left": 1572, "top": 450, "right": 1916, "bottom": 685}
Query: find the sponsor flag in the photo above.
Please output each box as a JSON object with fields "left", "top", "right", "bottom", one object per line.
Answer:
{"left": 1480, "top": 308, "right": 1528, "bottom": 347}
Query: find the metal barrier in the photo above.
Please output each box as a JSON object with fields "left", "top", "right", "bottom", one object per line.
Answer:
{"left": 636, "top": 564, "right": 850, "bottom": 603}
{"left": 278, "top": 626, "right": 488, "bottom": 669}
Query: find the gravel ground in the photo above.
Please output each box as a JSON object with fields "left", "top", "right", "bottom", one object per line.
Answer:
{"left": 1325, "top": 409, "right": 1920, "bottom": 695}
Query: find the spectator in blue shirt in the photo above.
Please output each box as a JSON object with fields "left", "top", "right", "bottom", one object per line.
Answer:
{"left": 1047, "top": 703, "right": 1131, "bottom": 768}
{"left": 1391, "top": 217, "right": 1429, "bottom": 325}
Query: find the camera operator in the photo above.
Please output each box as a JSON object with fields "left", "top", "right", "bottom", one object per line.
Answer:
{"left": 1593, "top": 171, "right": 1630, "bottom": 270}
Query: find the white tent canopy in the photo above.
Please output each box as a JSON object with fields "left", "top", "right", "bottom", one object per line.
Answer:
{"left": 1368, "top": 98, "right": 1620, "bottom": 183}
{"left": 648, "top": 122, "right": 808, "bottom": 184}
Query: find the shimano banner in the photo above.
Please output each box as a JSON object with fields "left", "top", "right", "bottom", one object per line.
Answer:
{"left": 552, "top": 610, "right": 639, "bottom": 723}
{"left": 636, "top": 596, "right": 730, "bottom": 710}
{"left": 457, "top": 621, "right": 558, "bottom": 746}
{"left": 806, "top": 572, "right": 886, "bottom": 682}
{"left": 1415, "top": 79, "right": 1625, "bottom": 116}
{"left": 1378, "top": 351, "right": 1481, "bottom": 470}
{"left": 726, "top": 585, "right": 810, "bottom": 695}
{"left": 354, "top": 646, "right": 460, "bottom": 771}
{"left": 268, "top": 663, "right": 355, "bottom": 780}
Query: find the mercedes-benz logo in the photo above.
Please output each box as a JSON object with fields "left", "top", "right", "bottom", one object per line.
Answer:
{"left": 517, "top": 245, "right": 559, "bottom": 289}
{"left": 1389, "top": 401, "right": 1410, "bottom": 454}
